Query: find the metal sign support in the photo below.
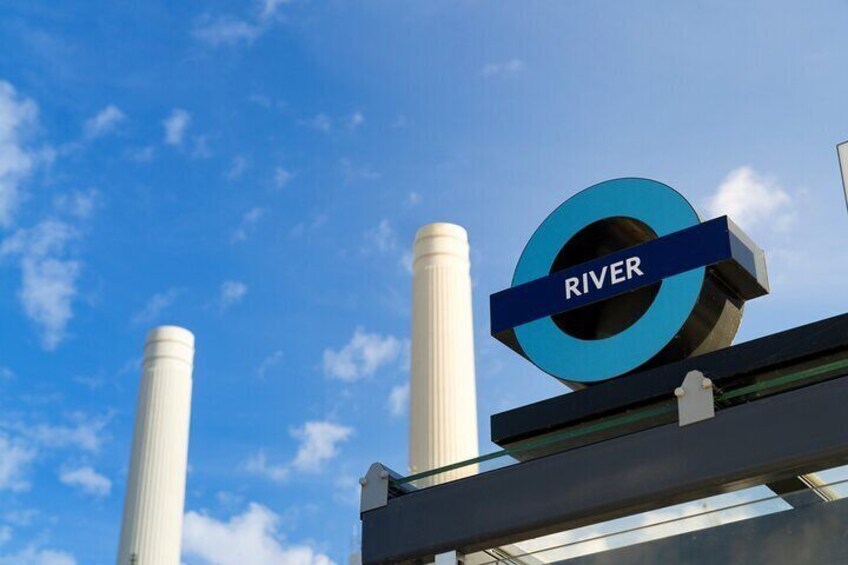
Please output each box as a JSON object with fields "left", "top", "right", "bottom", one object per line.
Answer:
{"left": 674, "top": 370, "right": 715, "bottom": 426}
{"left": 435, "top": 551, "right": 465, "bottom": 565}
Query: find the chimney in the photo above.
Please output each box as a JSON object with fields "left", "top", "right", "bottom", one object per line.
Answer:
{"left": 409, "top": 223, "right": 479, "bottom": 486}
{"left": 117, "top": 326, "right": 195, "bottom": 565}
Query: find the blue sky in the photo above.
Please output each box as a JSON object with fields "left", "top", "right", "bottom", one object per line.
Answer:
{"left": 2, "top": 1, "right": 848, "bottom": 563}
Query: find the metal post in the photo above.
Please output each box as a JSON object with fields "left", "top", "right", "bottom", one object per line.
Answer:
{"left": 838, "top": 141, "right": 848, "bottom": 214}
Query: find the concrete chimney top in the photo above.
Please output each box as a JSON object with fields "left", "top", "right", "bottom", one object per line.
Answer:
{"left": 143, "top": 325, "right": 195, "bottom": 367}
{"left": 413, "top": 223, "right": 470, "bottom": 268}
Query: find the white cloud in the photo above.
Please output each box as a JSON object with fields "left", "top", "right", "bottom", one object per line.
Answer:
{"left": 480, "top": 58, "right": 526, "bottom": 78}
{"left": 182, "top": 503, "right": 334, "bottom": 565}
{"left": 193, "top": 15, "right": 261, "bottom": 47}
{"left": 242, "top": 451, "right": 289, "bottom": 482}
{"left": 0, "top": 433, "right": 36, "bottom": 492}
{"left": 30, "top": 413, "right": 108, "bottom": 452}
{"left": 0, "top": 526, "right": 9, "bottom": 546}
{"left": 163, "top": 109, "right": 191, "bottom": 146}
{"left": 132, "top": 287, "right": 180, "bottom": 325}
{"left": 215, "top": 491, "right": 245, "bottom": 510}
{"left": 407, "top": 192, "right": 421, "bottom": 207}
{"left": 387, "top": 383, "right": 410, "bottom": 417}
{"left": 302, "top": 114, "right": 332, "bottom": 132}
{"left": 126, "top": 146, "right": 155, "bottom": 163}
{"left": 363, "top": 219, "right": 395, "bottom": 253}
{"left": 117, "top": 356, "right": 142, "bottom": 377}
{"left": 227, "top": 156, "right": 248, "bottom": 180}
{"left": 220, "top": 280, "right": 248, "bottom": 309}
{"left": 1, "top": 220, "right": 81, "bottom": 349}
{"left": 322, "top": 328, "right": 402, "bottom": 381}
{"left": 3, "top": 509, "right": 37, "bottom": 527}
{"left": 0, "top": 219, "right": 76, "bottom": 258}
{"left": 291, "top": 421, "right": 353, "bottom": 473}
{"left": 0, "top": 415, "right": 110, "bottom": 515}
{"left": 340, "top": 158, "right": 380, "bottom": 184}
{"left": 300, "top": 112, "right": 364, "bottom": 133}
{"left": 0, "top": 81, "right": 40, "bottom": 228}
{"left": 192, "top": 135, "right": 212, "bottom": 159}
{"left": 706, "top": 166, "right": 794, "bottom": 231}
{"left": 72, "top": 374, "right": 104, "bottom": 390}
{"left": 83, "top": 105, "right": 125, "bottom": 139}
{"left": 59, "top": 466, "right": 111, "bottom": 497}
{"left": 20, "top": 258, "right": 79, "bottom": 349}
{"left": 243, "top": 418, "right": 352, "bottom": 479}
{"left": 261, "top": 0, "right": 290, "bottom": 20}
{"left": 274, "top": 166, "right": 292, "bottom": 190}
{"left": 346, "top": 111, "right": 364, "bottom": 130}
{"left": 193, "top": 0, "right": 290, "bottom": 48}
{"left": 400, "top": 251, "right": 413, "bottom": 274}
{"left": 53, "top": 189, "right": 99, "bottom": 220}
{"left": 231, "top": 207, "right": 265, "bottom": 243}
{"left": 332, "top": 475, "right": 360, "bottom": 506}
{"left": 0, "top": 547, "right": 77, "bottom": 565}
{"left": 289, "top": 213, "right": 327, "bottom": 239}
{"left": 0, "top": 367, "right": 13, "bottom": 380}
{"left": 257, "top": 350, "right": 283, "bottom": 378}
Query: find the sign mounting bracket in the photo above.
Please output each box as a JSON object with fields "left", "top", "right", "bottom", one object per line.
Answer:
{"left": 674, "top": 370, "right": 715, "bottom": 426}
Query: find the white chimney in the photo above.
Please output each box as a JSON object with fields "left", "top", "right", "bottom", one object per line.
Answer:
{"left": 117, "top": 326, "right": 195, "bottom": 565}
{"left": 409, "top": 223, "right": 479, "bottom": 487}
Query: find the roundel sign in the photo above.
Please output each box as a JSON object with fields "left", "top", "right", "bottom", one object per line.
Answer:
{"left": 490, "top": 178, "right": 770, "bottom": 387}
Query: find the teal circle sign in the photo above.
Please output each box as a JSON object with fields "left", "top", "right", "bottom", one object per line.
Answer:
{"left": 512, "top": 179, "right": 704, "bottom": 383}
{"left": 489, "top": 176, "right": 774, "bottom": 387}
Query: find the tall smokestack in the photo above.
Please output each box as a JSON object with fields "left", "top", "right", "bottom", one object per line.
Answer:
{"left": 409, "top": 223, "right": 479, "bottom": 487}
{"left": 117, "top": 326, "right": 195, "bottom": 565}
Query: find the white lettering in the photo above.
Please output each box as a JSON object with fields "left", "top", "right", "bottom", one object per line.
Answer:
{"left": 610, "top": 260, "right": 625, "bottom": 284}
{"left": 588, "top": 265, "right": 608, "bottom": 290}
{"left": 563, "top": 255, "right": 645, "bottom": 300}
{"left": 626, "top": 256, "right": 644, "bottom": 278}
{"left": 565, "top": 277, "right": 581, "bottom": 299}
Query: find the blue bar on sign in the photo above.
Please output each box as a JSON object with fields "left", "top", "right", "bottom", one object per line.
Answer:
{"left": 490, "top": 217, "right": 740, "bottom": 335}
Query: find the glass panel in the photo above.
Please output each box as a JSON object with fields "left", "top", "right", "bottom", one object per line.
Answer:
{"left": 470, "top": 476, "right": 848, "bottom": 564}
{"left": 392, "top": 401, "right": 677, "bottom": 488}
{"left": 391, "top": 352, "right": 848, "bottom": 489}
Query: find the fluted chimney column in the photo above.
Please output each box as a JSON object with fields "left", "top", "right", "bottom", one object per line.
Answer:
{"left": 409, "top": 223, "right": 479, "bottom": 487}
{"left": 117, "top": 326, "right": 195, "bottom": 565}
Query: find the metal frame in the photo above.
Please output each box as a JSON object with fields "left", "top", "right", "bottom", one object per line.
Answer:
{"left": 491, "top": 312, "right": 848, "bottom": 446}
{"left": 361, "top": 375, "right": 848, "bottom": 564}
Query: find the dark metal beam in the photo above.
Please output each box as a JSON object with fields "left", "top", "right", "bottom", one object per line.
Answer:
{"left": 361, "top": 376, "right": 848, "bottom": 565}
{"left": 492, "top": 312, "right": 848, "bottom": 446}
